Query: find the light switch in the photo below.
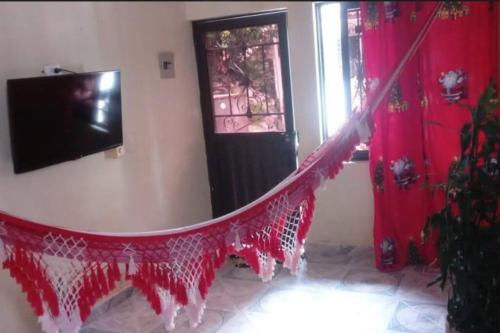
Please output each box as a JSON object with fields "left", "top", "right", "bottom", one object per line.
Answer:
{"left": 159, "top": 52, "right": 175, "bottom": 79}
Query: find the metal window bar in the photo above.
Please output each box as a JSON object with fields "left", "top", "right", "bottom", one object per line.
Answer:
{"left": 261, "top": 46, "right": 270, "bottom": 115}
{"left": 205, "top": 41, "right": 280, "bottom": 51}
{"left": 206, "top": 36, "right": 283, "bottom": 120}
{"left": 214, "top": 112, "right": 285, "bottom": 118}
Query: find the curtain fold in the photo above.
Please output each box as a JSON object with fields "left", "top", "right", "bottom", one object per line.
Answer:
{"left": 361, "top": 1, "right": 499, "bottom": 271}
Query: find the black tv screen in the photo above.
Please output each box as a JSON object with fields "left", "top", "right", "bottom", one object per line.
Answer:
{"left": 7, "top": 70, "right": 123, "bottom": 174}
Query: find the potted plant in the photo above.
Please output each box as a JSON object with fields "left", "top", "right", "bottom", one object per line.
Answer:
{"left": 423, "top": 82, "right": 500, "bottom": 333}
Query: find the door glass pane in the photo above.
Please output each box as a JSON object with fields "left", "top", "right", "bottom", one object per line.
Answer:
{"left": 205, "top": 24, "right": 286, "bottom": 134}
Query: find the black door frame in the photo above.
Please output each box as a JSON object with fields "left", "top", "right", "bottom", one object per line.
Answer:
{"left": 192, "top": 10, "right": 297, "bottom": 217}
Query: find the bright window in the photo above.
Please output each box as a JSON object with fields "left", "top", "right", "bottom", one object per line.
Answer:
{"left": 315, "top": 2, "right": 367, "bottom": 159}
{"left": 317, "top": 3, "right": 346, "bottom": 136}
{"left": 316, "top": 2, "right": 365, "bottom": 133}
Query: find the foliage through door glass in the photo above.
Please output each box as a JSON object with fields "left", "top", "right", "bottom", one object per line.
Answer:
{"left": 205, "top": 24, "right": 286, "bottom": 133}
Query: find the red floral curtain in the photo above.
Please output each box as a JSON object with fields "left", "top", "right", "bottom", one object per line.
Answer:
{"left": 361, "top": 2, "right": 499, "bottom": 271}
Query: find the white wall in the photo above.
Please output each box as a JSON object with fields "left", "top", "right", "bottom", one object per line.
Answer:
{"left": 0, "top": 2, "right": 212, "bottom": 332}
{"left": 185, "top": 1, "right": 374, "bottom": 246}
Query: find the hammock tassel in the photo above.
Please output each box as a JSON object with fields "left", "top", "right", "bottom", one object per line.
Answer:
{"left": 185, "top": 286, "right": 206, "bottom": 328}
{"left": 173, "top": 280, "right": 188, "bottom": 306}
{"left": 60, "top": 309, "right": 83, "bottom": 333}
{"left": 198, "top": 274, "right": 208, "bottom": 299}
{"left": 160, "top": 290, "right": 179, "bottom": 332}
{"left": 38, "top": 307, "right": 59, "bottom": 333}
{"left": 96, "top": 264, "right": 109, "bottom": 295}
{"left": 258, "top": 254, "right": 276, "bottom": 282}
{"left": 0, "top": 238, "right": 6, "bottom": 264}
{"left": 284, "top": 242, "right": 304, "bottom": 275}
{"left": 317, "top": 169, "right": 328, "bottom": 192}
{"left": 127, "top": 255, "right": 138, "bottom": 276}
{"left": 234, "top": 232, "right": 243, "bottom": 251}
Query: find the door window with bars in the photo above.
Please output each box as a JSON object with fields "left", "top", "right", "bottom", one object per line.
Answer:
{"left": 205, "top": 24, "right": 286, "bottom": 133}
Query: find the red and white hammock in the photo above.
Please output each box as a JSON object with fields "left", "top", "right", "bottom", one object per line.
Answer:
{"left": 0, "top": 4, "right": 442, "bottom": 332}
{"left": 0, "top": 121, "right": 362, "bottom": 333}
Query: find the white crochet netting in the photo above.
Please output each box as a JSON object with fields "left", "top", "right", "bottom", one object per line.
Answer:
{"left": 39, "top": 233, "right": 88, "bottom": 333}
{"left": 161, "top": 233, "right": 208, "bottom": 328}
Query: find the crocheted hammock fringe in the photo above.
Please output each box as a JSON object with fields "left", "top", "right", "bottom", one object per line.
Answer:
{"left": 0, "top": 120, "right": 364, "bottom": 333}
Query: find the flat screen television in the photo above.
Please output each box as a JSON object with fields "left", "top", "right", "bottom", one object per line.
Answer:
{"left": 7, "top": 70, "right": 123, "bottom": 174}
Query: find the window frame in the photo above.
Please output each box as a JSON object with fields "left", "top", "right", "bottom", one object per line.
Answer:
{"left": 315, "top": 1, "right": 368, "bottom": 161}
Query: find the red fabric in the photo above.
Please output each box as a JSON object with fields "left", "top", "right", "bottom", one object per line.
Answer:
{"left": 362, "top": 1, "right": 499, "bottom": 271}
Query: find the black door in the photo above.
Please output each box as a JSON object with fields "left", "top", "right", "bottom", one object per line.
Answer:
{"left": 193, "top": 10, "right": 298, "bottom": 218}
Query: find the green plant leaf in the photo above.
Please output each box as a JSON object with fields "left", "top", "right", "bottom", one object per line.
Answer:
{"left": 460, "top": 123, "right": 472, "bottom": 152}
{"left": 422, "top": 82, "right": 500, "bottom": 332}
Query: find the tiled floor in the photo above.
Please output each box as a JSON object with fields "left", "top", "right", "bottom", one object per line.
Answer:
{"left": 81, "top": 244, "right": 449, "bottom": 333}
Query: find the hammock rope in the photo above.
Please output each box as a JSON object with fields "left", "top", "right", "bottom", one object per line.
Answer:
{"left": 0, "top": 3, "right": 442, "bottom": 332}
